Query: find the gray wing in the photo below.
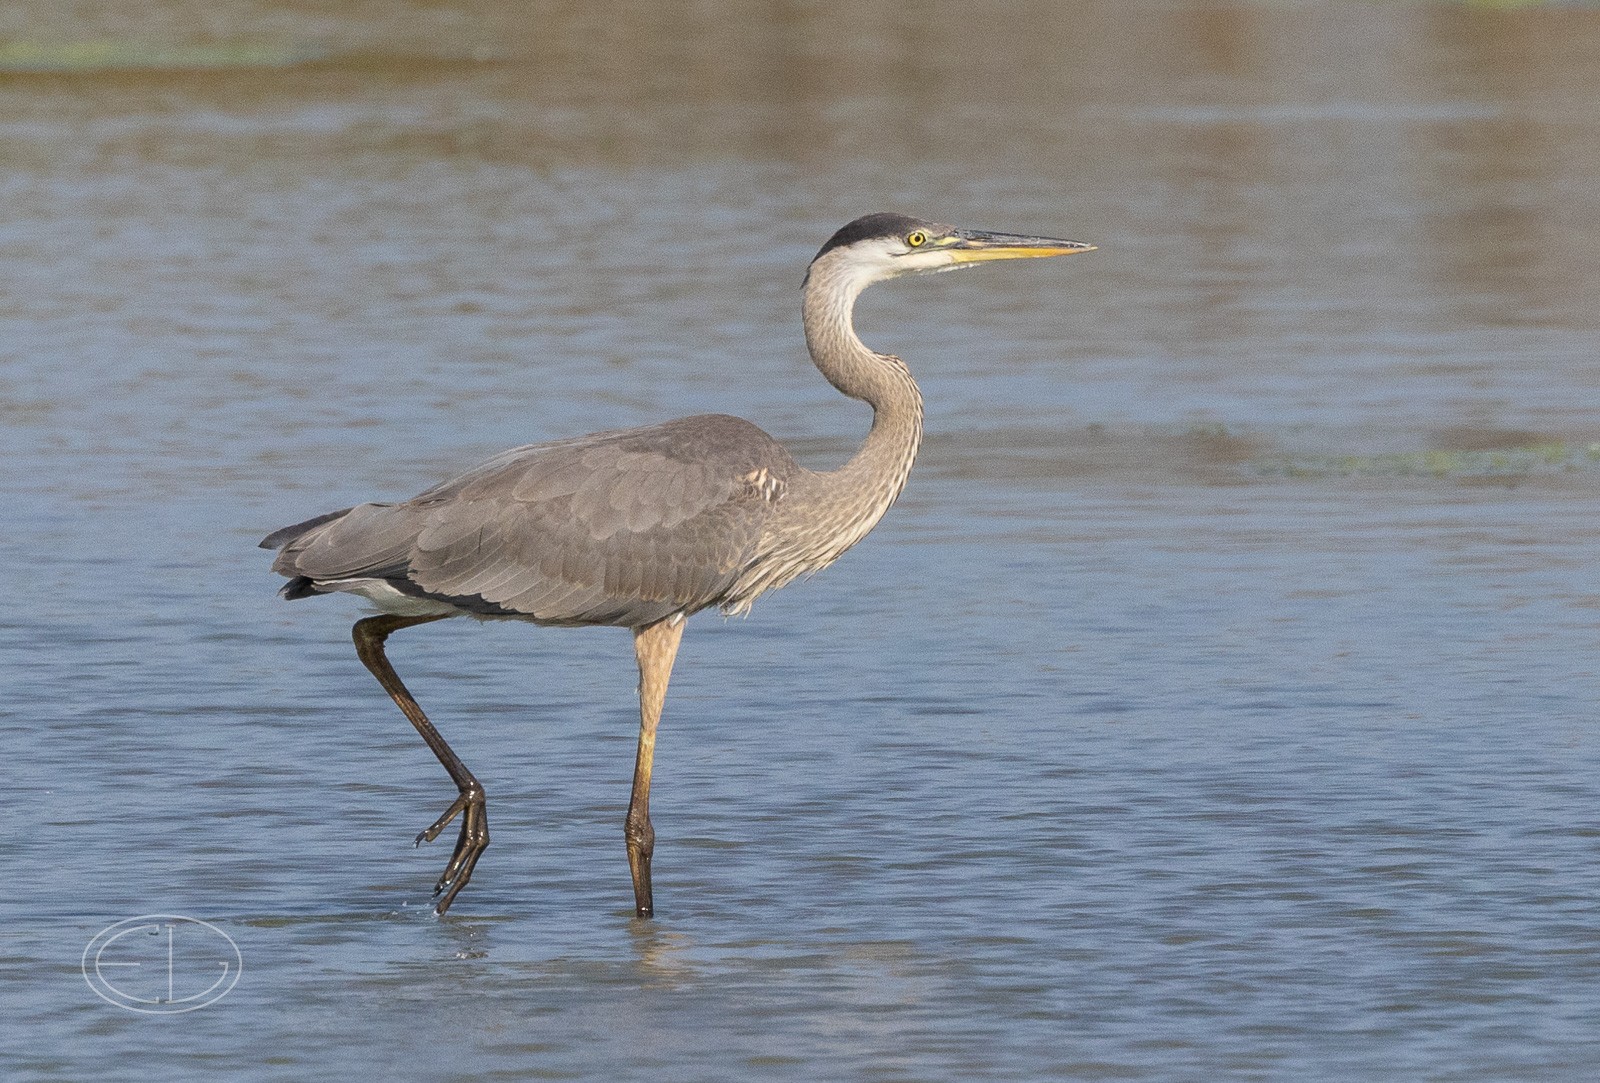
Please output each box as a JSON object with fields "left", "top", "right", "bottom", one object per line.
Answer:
{"left": 262, "top": 414, "right": 795, "bottom": 627}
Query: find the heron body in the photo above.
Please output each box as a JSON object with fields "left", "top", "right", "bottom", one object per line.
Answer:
{"left": 262, "top": 212, "right": 1094, "bottom": 916}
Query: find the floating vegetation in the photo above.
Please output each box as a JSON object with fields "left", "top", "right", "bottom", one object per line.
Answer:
{"left": 1248, "top": 442, "right": 1600, "bottom": 480}
{"left": 0, "top": 41, "right": 324, "bottom": 74}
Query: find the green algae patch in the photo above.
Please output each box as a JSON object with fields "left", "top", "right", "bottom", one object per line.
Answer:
{"left": 1249, "top": 442, "right": 1600, "bottom": 480}
{"left": 0, "top": 41, "right": 324, "bottom": 73}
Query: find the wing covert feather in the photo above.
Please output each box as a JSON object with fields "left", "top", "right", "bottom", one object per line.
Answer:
{"left": 397, "top": 414, "right": 797, "bottom": 623}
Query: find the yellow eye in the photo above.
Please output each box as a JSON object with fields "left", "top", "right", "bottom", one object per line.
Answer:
{"left": 906, "top": 230, "right": 927, "bottom": 248}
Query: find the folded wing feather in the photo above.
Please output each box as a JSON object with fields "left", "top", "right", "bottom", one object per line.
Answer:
{"left": 264, "top": 414, "right": 796, "bottom": 627}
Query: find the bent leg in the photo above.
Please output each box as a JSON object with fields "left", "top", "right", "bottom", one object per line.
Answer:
{"left": 352, "top": 614, "right": 489, "bottom": 915}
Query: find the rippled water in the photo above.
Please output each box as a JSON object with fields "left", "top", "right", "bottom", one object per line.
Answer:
{"left": 6, "top": 2, "right": 1600, "bottom": 1079}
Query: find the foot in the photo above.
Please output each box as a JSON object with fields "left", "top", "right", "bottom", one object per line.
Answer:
{"left": 414, "top": 787, "right": 489, "bottom": 915}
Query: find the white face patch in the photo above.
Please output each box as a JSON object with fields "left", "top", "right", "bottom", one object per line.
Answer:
{"left": 892, "top": 245, "right": 969, "bottom": 275}
{"left": 824, "top": 236, "right": 962, "bottom": 288}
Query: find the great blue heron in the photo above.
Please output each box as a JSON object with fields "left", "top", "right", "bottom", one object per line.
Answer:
{"left": 261, "top": 212, "right": 1094, "bottom": 916}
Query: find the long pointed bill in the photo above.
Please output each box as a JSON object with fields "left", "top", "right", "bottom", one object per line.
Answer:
{"left": 944, "top": 228, "right": 1096, "bottom": 264}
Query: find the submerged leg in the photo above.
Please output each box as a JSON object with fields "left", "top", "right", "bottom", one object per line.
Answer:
{"left": 626, "top": 616, "right": 685, "bottom": 919}
{"left": 352, "top": 614, "right": 488, "bottom": 916}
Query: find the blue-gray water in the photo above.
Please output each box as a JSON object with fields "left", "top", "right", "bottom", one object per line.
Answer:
{"left": 6, "top": 2, "right": 1600, "bottom": 1079}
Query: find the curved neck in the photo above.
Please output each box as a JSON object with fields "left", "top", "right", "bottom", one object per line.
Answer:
{"left": 801, "top": 255, "right": 924, "bottom": 505}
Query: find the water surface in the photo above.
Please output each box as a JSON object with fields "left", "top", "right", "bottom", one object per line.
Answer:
{"left": 5, "top": 2, "right": 1599, "bottom": 1079}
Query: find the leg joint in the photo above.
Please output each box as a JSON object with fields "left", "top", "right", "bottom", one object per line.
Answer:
{"left": 624, "top": 812, "right": 655, "bottom": 851}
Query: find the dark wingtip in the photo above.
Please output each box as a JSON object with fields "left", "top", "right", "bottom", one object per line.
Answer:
{"left": 259, "top": 507, "right": 354, "bottom": 550}
{"left": 278, "top": 576, "right": 324, "bottom": 601}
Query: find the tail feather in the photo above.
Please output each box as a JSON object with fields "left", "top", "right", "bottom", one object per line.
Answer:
{"left": 262, "top": 503, "right": 417, "bottom": 602}
{"left": 263, "top": 508, "right": 355, "bottom": 602}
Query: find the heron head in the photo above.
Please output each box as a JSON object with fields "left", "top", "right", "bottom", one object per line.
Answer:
{"left": 808, "top": 212, "right": 1095, "bottom": 287}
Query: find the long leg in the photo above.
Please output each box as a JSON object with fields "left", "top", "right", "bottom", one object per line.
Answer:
{"left": 352, "top": 614, "right": 488, "bottom": 916}
{"left": 626, "top": 616, "right": 685, "bottom": 918}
